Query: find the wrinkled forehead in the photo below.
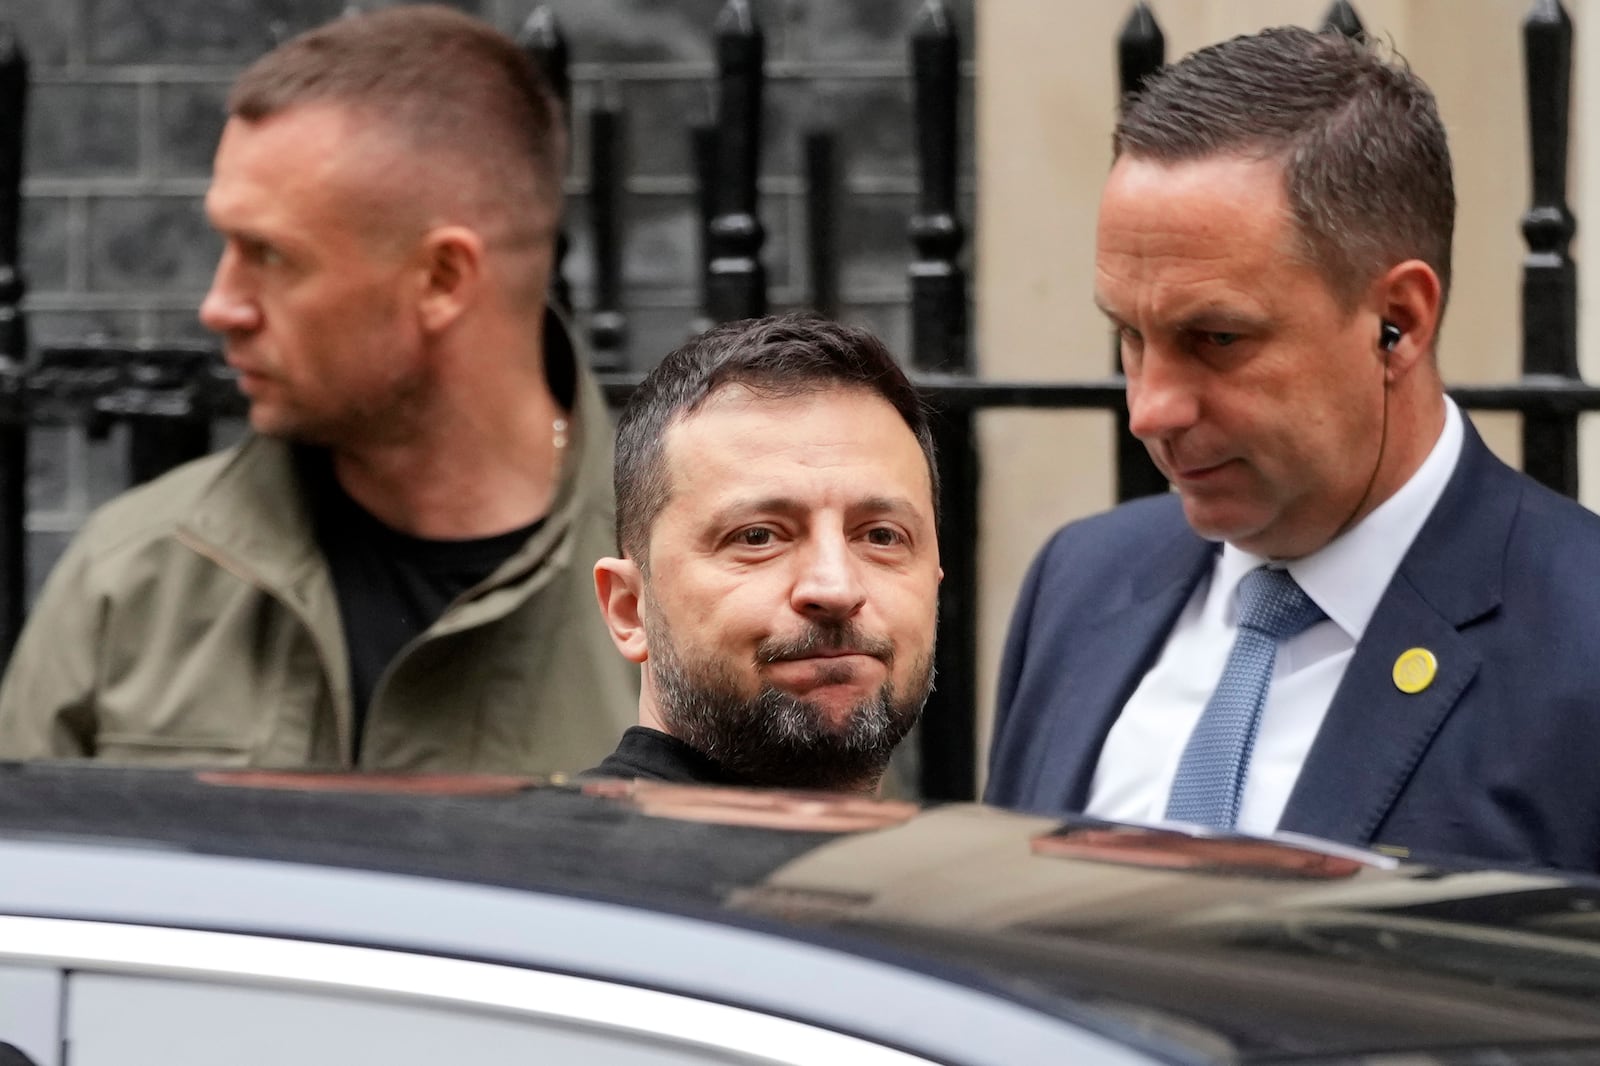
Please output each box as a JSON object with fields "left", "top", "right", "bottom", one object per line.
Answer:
{"left": 1097, "top": 154, "right": 1295, "bottom": 241}
{"left": 209, "top": 106, "right": 400, "bottom": 206}
{"left": 1094, "top": 155, "right": 1319, "bottom": 301}
{"left": 1099, "top": 151, "right": 1349, "bottom": 294}
{"left": 208, "top": 105, "right": 438, "bottom": 249}
{"left": 658, "top": 383, "right": 935, "bottom": 507}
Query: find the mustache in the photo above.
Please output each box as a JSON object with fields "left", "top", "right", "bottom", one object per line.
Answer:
{"left": 757, "top": 621, "right": 894, "bottom": 665}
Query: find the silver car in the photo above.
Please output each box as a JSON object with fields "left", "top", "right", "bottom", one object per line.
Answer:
{"left": 2, "top": 763, "right": 1599, "bottom": 1065}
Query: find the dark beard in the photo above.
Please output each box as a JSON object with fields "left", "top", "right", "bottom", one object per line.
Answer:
{"left": 646, "top": 616, "right": 933, "bottom": 792}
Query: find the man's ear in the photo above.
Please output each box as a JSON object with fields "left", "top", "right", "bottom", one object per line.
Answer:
{"left": 1373, "top": 258, "right": 1444, "bottom": 381}
{"left": 594, "top": 556, "right": 649, "bottom": 664}
{"left": 415, "top": 225, "right": 484, "bottom": 335}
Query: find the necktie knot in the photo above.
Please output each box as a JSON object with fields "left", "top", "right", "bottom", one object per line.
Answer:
{"left": 1235, "top": 567, "right": 1324, "bottom": 641}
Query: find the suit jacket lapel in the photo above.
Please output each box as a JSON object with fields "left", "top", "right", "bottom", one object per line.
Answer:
{"left": 1031, "top": 524, "right": 1215, "bottom": 809}
{"left": 1278, "top": 582, "right": 1480, "bottom": 843}
{"left": 1279, "top": 421, "right": 1514, "bottom": 844}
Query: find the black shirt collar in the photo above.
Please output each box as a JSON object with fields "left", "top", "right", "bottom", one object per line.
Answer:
{"left": 585, "top": 727, "right": 742, "bottom": 786}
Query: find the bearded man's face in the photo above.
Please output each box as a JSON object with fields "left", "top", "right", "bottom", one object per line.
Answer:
{"left": 646, "top": 607, "right": 932, "bottom": 790}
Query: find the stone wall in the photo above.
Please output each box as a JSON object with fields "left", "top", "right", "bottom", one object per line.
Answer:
{"left": 11, "top": 0, "right": 974, "bottom": 593}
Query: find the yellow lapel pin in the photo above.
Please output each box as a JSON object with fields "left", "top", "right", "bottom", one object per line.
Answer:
{"left": 1392, "top": 648, "right": 1438, "bottom": 694}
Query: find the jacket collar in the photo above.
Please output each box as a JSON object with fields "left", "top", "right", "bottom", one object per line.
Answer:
{"left": 1387, "top": 415, "right": 1511, "bottom": 628}
{"left": 1032, "top": 508, "right": 1215, "bottom": 809}
{"left": 176, "top": 435, "right": 326, "bottom": 607}
{"left": 444, "top": 313, "right": 614, "bottom": 630}
{"left": 175, "top": 308, "right": 612, "bottom": 620}
{"left": 1135, "top": 518, "right": 1217, "bottom": 605}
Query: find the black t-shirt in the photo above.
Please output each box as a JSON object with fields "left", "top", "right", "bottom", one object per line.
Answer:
{"left": 585, "top": 726, "right": 741, "bottom": 786}
{"left": 301, "top": 449, "right": 541, "bottom": 755}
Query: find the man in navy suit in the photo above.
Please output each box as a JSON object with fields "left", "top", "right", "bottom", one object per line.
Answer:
{"left": 986, "top": 26, "right": 1600, "bottom": 873}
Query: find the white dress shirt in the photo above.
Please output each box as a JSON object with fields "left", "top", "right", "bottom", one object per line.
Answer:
{"left": 1086, "top": 399, "right": 1465, "bottom": 835}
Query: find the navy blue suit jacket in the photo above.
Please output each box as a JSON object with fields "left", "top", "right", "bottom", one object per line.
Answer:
{"left": 986, "top": 420, "right": 1600, "bottom": 872}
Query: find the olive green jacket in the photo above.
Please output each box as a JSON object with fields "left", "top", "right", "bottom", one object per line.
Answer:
{"left": 0, "top": 363, "right": 637, "bottom": 772}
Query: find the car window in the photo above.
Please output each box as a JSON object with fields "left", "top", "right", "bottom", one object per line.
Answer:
{"left": 70, "top": 974, "right": 754, "bottom": 1066}
{"left": 15, "top": 917, "right": 947, "bottom": 1066}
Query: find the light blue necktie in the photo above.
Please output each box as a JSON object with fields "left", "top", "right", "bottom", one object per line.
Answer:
{"left": 1164, "top": 566, "right": 1326, "bottom": 830}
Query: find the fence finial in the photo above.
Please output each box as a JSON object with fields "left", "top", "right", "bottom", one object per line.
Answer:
{"left": 714, "top": 0, "right": 757, "bottom": 36}
{"left": 705, "top": 0, "right": 767, "bottom": 322}
{"left": 518, "top": 6, "right": 573, "bottom": 317}
{"left": 1321, "top": 1, "right": 1367, "bottom": 41}
{"left": 1520, "top": 0, "right": 1580, "bottom": 495}
{"left": 519, "top": 5, "right": 557, "bottom": 43}
{"left": 1118, "top": 3, "right": 1165, "bottom": 98}
{"left": 518, "top": 7, "right": 571, "bottom": 118}
{"left": 908, "top": 0, "right": 965, "bottom": 374}
{"left": 915, "top": 0, "right": 952, "bottom": 33}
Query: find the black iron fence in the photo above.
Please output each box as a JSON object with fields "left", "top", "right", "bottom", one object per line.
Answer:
{"left": 0, "top": 0, "right": 1594, "bottom": 800}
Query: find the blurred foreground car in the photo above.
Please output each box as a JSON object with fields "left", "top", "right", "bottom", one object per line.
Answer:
{"left": 2, "top": 763, "right": 1600, "bottom": 1065}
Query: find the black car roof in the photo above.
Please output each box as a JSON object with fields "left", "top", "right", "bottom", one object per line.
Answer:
{"left": 0, "top": 762, "right": 828, "bottom": 907}
{"left": 5, "top": 761, "right": 1600, "bottom": 1064}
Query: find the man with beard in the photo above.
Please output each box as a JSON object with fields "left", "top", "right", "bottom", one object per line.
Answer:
{"left": 0, "top": 6, "right": 636, "bottom": 769}
{"left": 588, "top": 314, "right": 942, "bottom": 792}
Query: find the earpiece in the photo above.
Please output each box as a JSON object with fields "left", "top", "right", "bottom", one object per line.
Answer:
{"left": 1335, "top": 318, "right": 1399, "bottom": 541}
{"left": 1378, "top": 320, "right": 1402, "bottom": 354}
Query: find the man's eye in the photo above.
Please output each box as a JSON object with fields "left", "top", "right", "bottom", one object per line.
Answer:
{"left": 1203, "top": 331, "right": 1240, "bottom": 348}
{"left": 865, "top": 527, "right": 906, "bottom": 548}
{"left": 1114, "top": 327, "right": 1144, "bottom": 370}
{"left": 239, "top": 239, "right": 282, "bottom": 266}
{"left": 735, "top": 528, "right": 773, "bottom": 547}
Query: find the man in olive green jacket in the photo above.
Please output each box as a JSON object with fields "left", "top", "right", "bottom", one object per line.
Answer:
{"left": 0, "top": 7, "right": 637, "bottom": 770}
{"left": 0, "top": 336, "right": 631, "bottom": 770}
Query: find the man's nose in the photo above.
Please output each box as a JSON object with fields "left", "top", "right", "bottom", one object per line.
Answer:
{"left": 198, "top": 249, "right": 261, "bottom": 336}
{"left": 790, "top": 534, "right": 867, "bottom": 621}
{"left": 1126, "top": 345, "right": 1201, "bottom": 441}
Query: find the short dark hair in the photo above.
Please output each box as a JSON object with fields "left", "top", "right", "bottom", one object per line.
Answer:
{"left": 1115, "top": 26, "right": 1454, "bottom": 309}
{"left": 229, "top": 4, "right": 566, "bottom": 231}
{"left": 615, "top": 314, "right": 938, "bottom": 564}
